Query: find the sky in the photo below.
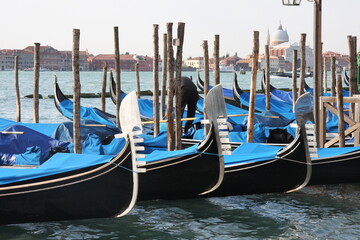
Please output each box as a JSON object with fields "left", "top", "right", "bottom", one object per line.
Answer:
{"left": 0, "top": 0, "right": 359, "bottom": 59}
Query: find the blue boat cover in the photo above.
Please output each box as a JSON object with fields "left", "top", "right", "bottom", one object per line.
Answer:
{"left": 193, "top": 124, "right": 268, "bottom": 143}
{"left": 138, "top": 98, "right": 155, "bottom": 119}
{"left": 315, "top": 146, "right": 360, "bottom": 159}
{"left": 271, "top": 89, "right": 293, "bottom": 105}
{"left": 0, "top": 125, "right": 69, "bottom": 165}
{"left": 59, "top": 99, "right": 117, "bottom": 127}
{"left": 196, "top": 98, "right": 248, "bottom": 116}
{"left": 239, "top": 91, "right": 293, "bottom": 113}
{"left": 51, "top": 120, "right": 120, "bottom": 142}
{"left": 0, "top": 153, "right": 115, "bottom": 185}
{"left": 224, "top": 142, "right": 283, "bottom": 166}
{"left": 66, "top": 133, "right": 126, "bottom": 155}
{"left": 141, "top": 143, "right": 199, "bottom": 163}
{"left": 0, "top": 118, "right": 59, "bottom": 137}
{"left": 223, "top": 87, "right": 234, "bottom": 99}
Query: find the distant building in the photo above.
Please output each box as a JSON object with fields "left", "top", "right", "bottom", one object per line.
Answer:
{"left": 266, "top": 23, "right": 314, "bottom": 71}
{"left": 0, "top": 49, "right": 33, "bottom": 71}
{"left": 0, "top": 45, "right": 91, "bottom": 71}
{"left": 322, "top": 51, "right": 349, "bottom": 70}
{"left": 183, "top": 57, "right": 204, "bottom": 69}
{"left": 88, "top": 53, "right": 153, "bottom": 71}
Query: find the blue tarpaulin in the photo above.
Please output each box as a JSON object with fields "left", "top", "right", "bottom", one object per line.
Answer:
{"left": 224, "top": 143, "right": 283, "bottom": 166}
{"left": 0, "top": 125, "right": 69, "bottom": 165}
{"left": 0, "top": 153, "right": 115, "bottom": 185}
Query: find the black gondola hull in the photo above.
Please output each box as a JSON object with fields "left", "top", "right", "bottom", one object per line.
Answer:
{"left": 137, "top": 125, "right": 223, "bottom": 201}
{"left": 310, "top": 150, "right": 360, "bottom": 185}
{"left": 207, "top": 132, "right": 309, "bottom": 197}
{"left": 0, "top": 142, "right": 136, "bottom": 225}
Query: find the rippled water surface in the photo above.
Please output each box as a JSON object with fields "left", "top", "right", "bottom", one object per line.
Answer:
{"left": 0, "top": 71, "right": 356, "bottom": 240}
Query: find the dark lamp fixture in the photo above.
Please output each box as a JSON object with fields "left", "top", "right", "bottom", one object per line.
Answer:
{"left": 282, "top": 0, "right": 302, "bottom": 6}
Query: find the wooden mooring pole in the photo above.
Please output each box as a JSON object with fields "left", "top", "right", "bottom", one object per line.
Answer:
{"left": 323, "top": 57, "right": 327, "bottom": 93}
{"left": 101, "top": 62, "right": 107, "bottom": 112}
{"left": 348, "top": 35, "right": 358, "bottom": 119}
{"left": 72, "top": 29, "right": 82, "bottom": 154}
{"left": 214, "top": 34, "right": 220, "bottom": 85}
{"left": 174, "top": 22, "right": 185, "bottom": 150}
{"left": 135, "top": 62, "right": 140, "bottom": 99}
{"left": 330, "top": 56, "right": 336, "bottom": 96}
{"left": 247, "top": 31, "right": 259, "bottom": 143}
{"left": 153, "top": 24, "right": 160, "bottom": 137}
{"left": 114, "top": 26, "right": 121, "bottom": 127}
{"left": 166, "top": 22, "right": 175, "bottom": 151}
{"left": 292, "top": 49, "right": 298, "bottom": 109}
{"left": 14, "top": 56, "right": 21, "bottom": 122}
{"left": 33, "top": 43, "right": 40, "bottom": 123}
{"left": 299, "top": 33, "right": 306, "bottom": 96}
{"left": 264, "top": 44, "right": 270, "bottom": 111}
{"left": 336, "top": 73, "right": 345, "bottom": 147}
{"left": 160, "top": 33, "right": 168, "bottom": 119}
{"left": 202, "top": 40, "right": 210, "bottom": 135}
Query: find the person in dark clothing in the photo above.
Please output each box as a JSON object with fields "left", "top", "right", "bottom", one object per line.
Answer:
{"left": 180, "top": 76, "right": 199, "bottom": 133}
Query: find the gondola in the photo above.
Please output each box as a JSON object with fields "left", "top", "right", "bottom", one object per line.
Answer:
{"left": 109, "top": 74, "right": 153, "bottom": 121}
{"left": 344, "top": 70, "right": 349, "bottom": 86}
{"left": 54, "top": 76, "right": 118, "bottom": 127}
{"left": 119, "top": 91, "right": 224, "bottom": 201}
{"left": 261, "top": 72, "right": 294, "bottom": 105}
{"left": 232, "top": 72, "right": 294, "bottom": 113}
{"left": 303, "top": 78, "right": 349, "bottom": 97}
{"left": 0, "top": 133, "right": 138, "bottom": 225}
{"left": 309, "top": 146, "right": 360, "bottom": 185}
{"left": 196, "top": 71, "right": 238, "bottom": 106}
{"left": 202, "top": 89, "right": 312, "bottom": 197}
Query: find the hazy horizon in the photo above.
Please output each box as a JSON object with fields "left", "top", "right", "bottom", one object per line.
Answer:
{"left": 0, "top": 0, "right": 358, "bottom": 58}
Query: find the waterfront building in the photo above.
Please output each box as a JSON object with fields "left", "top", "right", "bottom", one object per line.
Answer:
{"left": 183, "top": 57, "right": 204, "bottom": 69}
{"left": 88, "top": 53, "right": 153, "bottom": 71}
{"left": 0, "top": 49, "right": 33, "bottom": 71}
{"left": 267, "top": 23, "right": 314, "bottom": 71}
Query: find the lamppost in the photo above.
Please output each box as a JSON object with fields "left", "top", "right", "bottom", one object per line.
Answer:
{"left": 282, "top": 0, "right": 322, "bottom": 146}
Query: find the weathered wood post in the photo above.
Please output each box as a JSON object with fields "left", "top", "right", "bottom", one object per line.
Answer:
{"left": 323, "top": 57, "right": 327, "bottom": 93}
{"left": 336, "top": 73, "right": 345, "bottom": 147}
{"left": 299, "top": 33, "right": 306, "bottom": 96}
{"left": 348, "top": 35, "right": 358, "bottom": 119}
{"left": 160, "top": 33, "right": 168, "bottom": 119}
{"left": 114, "top": 26, "right": 121, "bottom": 127}
{"left": 72, "top": 29, "right": 82, "bottom": 154}
{"left": 354, "top": 95, "right": 360, "bottom": 146}
{"left": 214, "top": 34, "right": 220, "bottom": 85}
{"left": 330, "top": 56, "right": 336, "bottom": 96}
{"left": 264, "top": 44, "right": 270, "bottom": 111}
{"left": 203, "top": 40, "right": 210, "bottom": 97}
{"left": 292, "top": 49, "right": 298, "bottom": 109}
{"left": 109, "top": 70, "right": 113, "bottom": 96}
{"left": 14, "top": 56, "right": 21, "bottom": 122}
{"left": 166, "top": 22, "right": 175, "bottom": 151}
{"left": 202, "top": 40, "right": 210, "bottom": 135}
{"left": 135, "top": 62, "right": 140, "bottom": 99}
{"left": 153, "top": 24, "right": 160, "bottom": 136}
{"left": 33, "top": 43, "right": 40, "bottom": 123}
{"left": 101, "top": 62, "right": 108, "bottom": 112}
{"left": 247, "top": 31, "right": 259, "bottom": 143}
{"left": 174, "top": 22, "right": 185, "bottom": 150}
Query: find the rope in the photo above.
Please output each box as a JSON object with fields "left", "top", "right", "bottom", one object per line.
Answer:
{"left": 275, "top": 156, "right": 311, "bottom": 165}
{"left": 111, "top": 162, "right": 142, "bottom": 173}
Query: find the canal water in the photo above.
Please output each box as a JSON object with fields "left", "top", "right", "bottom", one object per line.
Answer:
{"left": 0, "top": 71, "right": 357, "bottom": 240}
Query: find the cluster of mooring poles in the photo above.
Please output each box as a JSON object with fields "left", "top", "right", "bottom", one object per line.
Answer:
{"left": 12, "top": 20, "right": 358, "bottom": 153}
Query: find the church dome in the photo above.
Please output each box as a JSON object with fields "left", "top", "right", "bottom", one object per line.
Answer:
{"left": 270, "top": 24, "right": 289, "bottom": 46}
